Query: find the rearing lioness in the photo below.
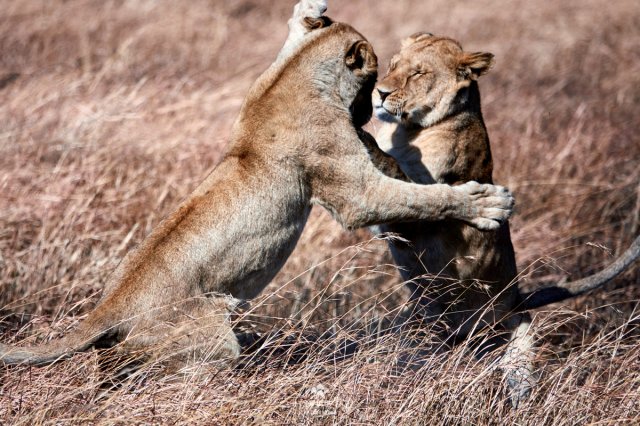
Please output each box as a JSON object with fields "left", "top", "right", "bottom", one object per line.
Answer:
{"left": 0, "top": 3, "right": 514, "bottom": 368}
{"left": 372, "top": 32, "right": 639, "bottom": 404}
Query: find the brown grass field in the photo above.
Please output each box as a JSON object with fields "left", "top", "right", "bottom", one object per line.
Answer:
{"left": 0, "top": 0, "right": 639, "bottom": 424}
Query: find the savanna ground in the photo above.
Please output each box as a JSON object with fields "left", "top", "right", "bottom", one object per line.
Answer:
{"left": 0, "top": 0, "right": 639, "bottom": 424}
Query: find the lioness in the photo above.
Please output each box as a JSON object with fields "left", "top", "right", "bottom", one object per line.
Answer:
{"left": 372, "top": 32, "right": 639, "bottom": 405}
{"left": 0, "top": 3, "right": 515, "bottom": 369}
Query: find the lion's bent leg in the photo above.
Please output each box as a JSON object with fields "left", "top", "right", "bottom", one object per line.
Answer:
{"left": 277, "top": 0, "right": 328, "bottom": 62}
{"left": 499, "top": 313, "right": 536, "bottom": 408}
{"left": 122, "top": 296, "right": 241, "bottom": 372}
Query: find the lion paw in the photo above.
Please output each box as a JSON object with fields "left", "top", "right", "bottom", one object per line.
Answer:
{"left": 456, "top": 181, "right": 515, "bottom": 230}
{"left": 282, "top": 0, "right": 329, "bottom": 60}
{"left": 294, "top": 0, "right": 328, "bottom": 19}
{"left": 505, "top": 365, "right": 535, "bottom": 408}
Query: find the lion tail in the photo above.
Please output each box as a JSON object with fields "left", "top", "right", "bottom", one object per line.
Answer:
{"left": 0, "top": 304, "right": 121, "bottom": 366}
{"left": 520, "top": 235, "right": 640, "bottom": 310}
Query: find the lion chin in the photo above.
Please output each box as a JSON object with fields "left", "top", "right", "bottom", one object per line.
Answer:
{"left": 374, "top": 106, "right": 399, "bottom": 123}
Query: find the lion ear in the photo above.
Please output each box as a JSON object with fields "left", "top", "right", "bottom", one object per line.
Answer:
{"left": 302, "top": 16, "right": 333, "bottom": 30}
{"left": 400, "top": 32, "right": 433, "bottom": 49}
{"left": 345, "top": 40, "right": 378, "bottom": 75}
{"left": 458, "top": 52, "right": 494, "bottom": 80}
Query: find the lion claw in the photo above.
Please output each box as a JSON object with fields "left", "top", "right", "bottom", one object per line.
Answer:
{"left": 295, "top": 0, "right": 328, "bottom": 19}
{"left": 457, "top": 181, "right": 515, "bottom": 230}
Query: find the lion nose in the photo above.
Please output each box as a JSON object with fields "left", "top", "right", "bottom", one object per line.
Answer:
{"left": 377, "top": 88, "right": 391, "bottom": 102}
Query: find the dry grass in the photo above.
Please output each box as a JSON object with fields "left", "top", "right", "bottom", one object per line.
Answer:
{"left": 0, "top": 0, "right": 638, "bottom": 424}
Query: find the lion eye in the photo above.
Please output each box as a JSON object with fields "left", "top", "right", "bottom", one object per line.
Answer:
{"left": 409, "top": 69, "right": 431, "bottom": 80}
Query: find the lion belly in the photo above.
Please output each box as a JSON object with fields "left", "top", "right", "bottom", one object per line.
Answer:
{"left": 186, "top": 169, "right": 312, "bottom": 300}
{"left": 378, "top": 124, "right": 518, "bottom": 335}
{"left": 110, "top": 161, "right": 313, "bottom": 312}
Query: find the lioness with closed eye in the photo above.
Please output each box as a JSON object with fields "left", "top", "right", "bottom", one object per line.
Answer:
{"left": 372, "top": 32, "right": 639, "bottom": 406}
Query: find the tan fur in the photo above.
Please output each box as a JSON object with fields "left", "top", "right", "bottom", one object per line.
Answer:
{"left": 372, "top": 32, "right": 639, "bottom": 406}
{"left": 373, "top": 34, "right": 517, "bottom": 338}
{"left": 0, "top": 5, "right": 515, "bottom": 370}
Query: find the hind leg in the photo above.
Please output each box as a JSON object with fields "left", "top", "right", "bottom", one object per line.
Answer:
{"left": 164, "top": 298, "right": 240, "bottom": 370}
{"left": 499, "top": 312, "right": 536, "bottom": 408}
{"left": 122, "top": 295, "right": 241, "bottom": 372}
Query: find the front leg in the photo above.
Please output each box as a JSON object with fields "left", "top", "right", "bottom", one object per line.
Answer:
{"left": 358, "top": 129, "right": 410, "bottom": 182}
{"left": 277, "top": 0, "right": 329, "bottom": 62}
{"left": 314, "top": 159, "right": 514, "bottom": 231}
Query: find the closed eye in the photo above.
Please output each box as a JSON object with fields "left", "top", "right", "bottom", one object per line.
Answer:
{"left": 409, "top": 70, "right": 429, "bottom": 79}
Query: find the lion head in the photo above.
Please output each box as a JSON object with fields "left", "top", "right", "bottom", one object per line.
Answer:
{"left": 373, "top": 32, "right": 493, "bottom": 128}
{"left": 287, "top": 19, "right": 378, "bottom": 128}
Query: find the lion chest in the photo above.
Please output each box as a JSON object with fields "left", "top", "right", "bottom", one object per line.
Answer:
{"left": 379, "top": 131, "right": 456, "bottom": 185}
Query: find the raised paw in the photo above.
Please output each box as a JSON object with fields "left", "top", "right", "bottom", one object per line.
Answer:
{"left": 294, "top": 0, "right": 328, "bottom": 19}
{"left": 281, "top": 0, "right": 329, "bottom": 61}
{"left": 456, "top": 181, "right": 515, "bottom": 231}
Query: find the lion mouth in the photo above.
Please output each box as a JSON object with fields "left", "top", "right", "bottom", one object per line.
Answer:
{"left": 374, "top": 105, "right": 401, "bottom": 123}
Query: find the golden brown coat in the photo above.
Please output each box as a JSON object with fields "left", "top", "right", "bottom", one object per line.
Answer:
{"left": 0, "top": 4, "right": 514, "bottom": 370}
{"left": 372, "top": 32, "right": 639, "bottom": 405}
